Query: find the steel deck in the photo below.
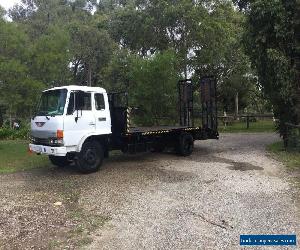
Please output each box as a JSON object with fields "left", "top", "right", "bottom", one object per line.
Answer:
{"left": 128, "top": 126, "right": 200, "bottom": 135}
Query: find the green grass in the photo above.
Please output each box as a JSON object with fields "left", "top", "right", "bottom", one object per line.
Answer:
{"left": 219, "top": 120, "right": 276, "bottom": 133}
{"left": 267, "top": 141, "right": 300, "bottom": 169}
{"left": 0, "top": 140, "right": 49, "bottom": 174}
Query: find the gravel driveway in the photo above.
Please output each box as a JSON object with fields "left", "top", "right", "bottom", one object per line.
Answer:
{"left": 0, "top": 133, "right": 299, "bottom": 249}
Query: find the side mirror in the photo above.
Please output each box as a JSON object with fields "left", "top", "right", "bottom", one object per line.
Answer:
{"left": 75, "top": 91, "right": 85, "bottom": 110}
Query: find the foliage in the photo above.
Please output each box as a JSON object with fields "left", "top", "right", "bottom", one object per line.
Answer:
{"left": 102, "top": 50, "right": 181, "bottom": 125}
{"left": 103, "top": 0, "right": 259, "bottom": 115}
{"left": 68, "top": 20, "right": 115, "bottom": 85}
{"left": 267, "top": 141, "right": 300, "bottom": 169}
{"left": 31, "top": 25, "right": 71, "bottom": 85}
{"left": 240, "top": 0, "right": 300, "bottom": 137}
{"left": 128, "top": 50, "right": 180, "bottom": 126}
{"left": 285, "top": 125, "right": 300, "bottom": 151}
{"left": 0, "top": 127, "right": 29, "bottom": 140}
{"left": 0, "top": 20, "right": 44, "bottom": 120}
{"left": 0, "top": 0, "right": 282, "bottom": 127}
{"left": 0, "top": 5, "right": 5, "bottom": 19}
{"left": 101, "top": 49, "right": 133, "bottom": 91}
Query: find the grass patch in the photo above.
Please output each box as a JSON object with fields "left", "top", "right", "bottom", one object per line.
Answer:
{"left": 219, "top": 120, "right": 275, "bottom": 133}
{"left": 267, "top": 141, "right": 300, "bottom": 169}
{"left": 0, "top": 140, "right": 50, "bottom": 174}
{"left": 67, "top": 208, "right": 110, "bottom": 247}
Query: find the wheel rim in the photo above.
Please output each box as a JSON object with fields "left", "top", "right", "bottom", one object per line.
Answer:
{"left": 84, "top": 148, "right": 97, "bottom": 165}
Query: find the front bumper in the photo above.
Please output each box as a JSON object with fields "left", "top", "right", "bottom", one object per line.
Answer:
{"left": 29, "top": 144, "right": 67, "bottom": 156}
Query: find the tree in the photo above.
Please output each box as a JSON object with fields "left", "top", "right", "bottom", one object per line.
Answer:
{"left": 240, "top": 0, "right": 300, "bottom": 137}
{"left": 68, "top": 20, "right": 115, "bottom": 86}
{"left": 106, "top": 0, "right": 255, "bottom": 115}
{"left": 0, "top": 21, "right": 44, "bottom": 124}
{"left": 30, "top": 25, "right": 71, "bottom": 86}
{"left": 101, "top": 49, "right": 133, "bottom": 91}
{"left": 9, "top": 0, "right": 114, "bottom": 87}
{"left": 0, "top": 0, "right": 268, "bottom": 127}
{"left": 128, "top": 50, "right": 180, "bottom": 126}
{"left": 0, "top": 5, "right": 5, "bottom": 19}
{"left": 103, "top": 49, "right": 181, "bottom": 126}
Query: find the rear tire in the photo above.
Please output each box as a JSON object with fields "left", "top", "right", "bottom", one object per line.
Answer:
{"left": 75, "top": 141, "right": 104, "bottom": 174}
{"left": 176, "top": 132, "right": 194, "bottom": 156}
{"left": 49, "top": 155, "right": 70, "bottom": 168}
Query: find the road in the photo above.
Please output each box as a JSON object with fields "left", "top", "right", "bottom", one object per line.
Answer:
{"left": 0, "top": 133, "right": 299, "bottom": 249}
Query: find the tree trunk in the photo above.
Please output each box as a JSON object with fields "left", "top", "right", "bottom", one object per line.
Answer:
{"left": 183, "top": 43, "right": 188, "bottom": 80}
{"left": 235, "top": 92, "right": 239, "bottom": 120}
{"left": 180, "top": 26, "right": 188, "bottom": 80}
{"left": 0, "top": 108, "right": 3, "bottom": 127}
{"left": 73, "top": 60, "right": 79, "bottom": 80}
{"left": 87, "top": 63, "right": 92, "bottom": 86}
{"left": 294, "top": 57, "right": 300, "bottom": 124}
{"left": 9, "top": 105, "right": 12, "bottom": 128}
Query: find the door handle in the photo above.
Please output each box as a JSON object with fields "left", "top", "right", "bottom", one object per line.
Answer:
{"left": 89, "top": 122, "right": 96, "bottom": 126}
{"left": 98, "top": 117, "right": 106, "bottom": 121}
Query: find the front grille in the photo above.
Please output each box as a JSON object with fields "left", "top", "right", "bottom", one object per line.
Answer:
{"left": 31, "top": 137, "right": 63, "bottom": 147}
{"left": 32, "top": 137, "right": 50, "bottom": 146}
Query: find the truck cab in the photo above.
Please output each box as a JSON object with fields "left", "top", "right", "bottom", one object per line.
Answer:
{"left": 29, "top": 86, "right": 112, "bottom": 172}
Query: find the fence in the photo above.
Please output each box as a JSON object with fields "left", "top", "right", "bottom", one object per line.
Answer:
{"left": 218, "top": 114, "right": 275, "bottom": 132}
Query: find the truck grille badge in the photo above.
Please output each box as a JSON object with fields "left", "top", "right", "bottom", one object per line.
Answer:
{"left": 35, "top": 122, "right": 46, "bottom": 127}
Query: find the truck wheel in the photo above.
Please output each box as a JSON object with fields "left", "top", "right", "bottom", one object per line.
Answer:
{"left": 177, "top": 133, "right": 194, "bottom": 156}
{"left": 151, "top": 142, "right": 165, "bottom": 153}
{"left": 75, "top": 141, "right": 104, "bottom": 174}
{"left": 49, "top": 155, "right": 70, "bottom": 168}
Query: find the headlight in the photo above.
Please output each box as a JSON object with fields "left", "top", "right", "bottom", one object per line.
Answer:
{"left": 49, "top": 138, "right": 64, "bottom": 146}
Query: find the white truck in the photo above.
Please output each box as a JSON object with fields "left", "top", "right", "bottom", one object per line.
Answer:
{"left": 29, "top": 78, "right": 218, "bottom": 173}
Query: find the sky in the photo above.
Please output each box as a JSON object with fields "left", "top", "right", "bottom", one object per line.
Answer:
{"left": 0, "top": 0, "right": 21, "bottom": 10}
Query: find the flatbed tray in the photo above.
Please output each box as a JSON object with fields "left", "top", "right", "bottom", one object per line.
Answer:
{"left": 128, "top": 126, "right": 200, "bottom": 134}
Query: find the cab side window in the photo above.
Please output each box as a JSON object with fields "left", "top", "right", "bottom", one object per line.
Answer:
{"left": 95, "top": 93, "right": 105, "bottom": 110}
{"left": 82, "top": 93, "right": 92, "bottom": 110}
{"left": 67, "top": 92, "right": 91, "bottom": 114}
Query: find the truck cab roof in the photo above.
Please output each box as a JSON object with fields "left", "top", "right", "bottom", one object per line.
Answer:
{"left": 44, "top": 85, "right": 106, "bottom": 93}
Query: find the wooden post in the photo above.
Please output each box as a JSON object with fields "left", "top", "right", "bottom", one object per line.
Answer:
{"left": 246, "top": 115, "right": 250, "bottom": 129}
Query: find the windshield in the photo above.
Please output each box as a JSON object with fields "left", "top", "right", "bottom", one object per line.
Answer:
{"left": 36, "top": 89, "right": 67, "bottom": 116}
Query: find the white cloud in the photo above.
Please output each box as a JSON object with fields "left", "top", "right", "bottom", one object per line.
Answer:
{"left": 0, "top": 0, "right": 21, "bottom": 10}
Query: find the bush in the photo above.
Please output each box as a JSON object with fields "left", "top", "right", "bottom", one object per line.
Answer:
{"left": 0, "top": 127, "right": 29, "bottom": 140}
{"left": 285, "top": 127, "right": 300, "bottom": 152}
{"left": 0, "top": 128, "right": 13, "bottom": 140}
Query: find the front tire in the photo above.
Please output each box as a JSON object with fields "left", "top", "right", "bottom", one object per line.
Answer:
{"left": 49, "top": 155, "right": 70, "bottom": 168}
{"left": 75, "top": 141, "right": 104, "bottom": 174}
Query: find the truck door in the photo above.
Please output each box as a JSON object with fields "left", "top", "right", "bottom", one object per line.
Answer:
{"left": 93, "top": 92, "right": 111, "bottom": 135}
{"left": 64, "top": 91, "right": 96, "bottom": 147}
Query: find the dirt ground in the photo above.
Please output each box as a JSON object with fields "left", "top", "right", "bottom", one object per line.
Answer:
{"left": 0, "top": 133, "right": 299, "bottom": 249}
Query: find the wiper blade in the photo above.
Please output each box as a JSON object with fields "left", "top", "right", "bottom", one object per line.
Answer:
{"left": 34, "top": 111, "right": 52, "bottom": 119}
{"left": 36, "top": 111, "right": 47, "bottom": 116}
